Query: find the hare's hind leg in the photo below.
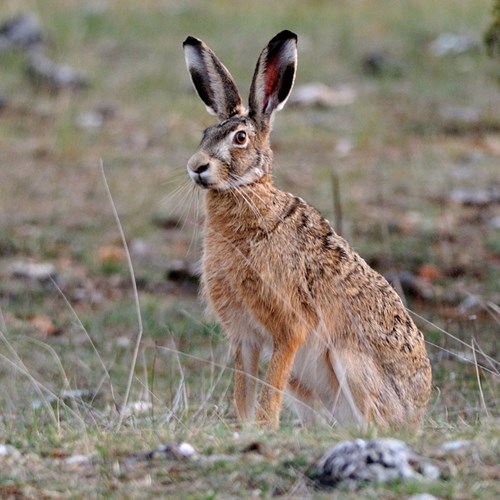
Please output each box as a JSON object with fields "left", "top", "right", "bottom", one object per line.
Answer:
{"left": 287, "top": 377, "right": 316, "bottom": 426}
{"left": 233, "top": 339, "right": 261, "bottom": 421}
{"left": 326, "top": 350, "right": 369, "bottom": 428}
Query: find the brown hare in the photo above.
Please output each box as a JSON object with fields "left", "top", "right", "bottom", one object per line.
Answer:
{"left": 183, "top": 30, "right": 431, "bottom": 429}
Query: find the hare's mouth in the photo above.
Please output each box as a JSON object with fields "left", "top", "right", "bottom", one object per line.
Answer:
{"left": 192, "top": 174, "right": 215, "bottom": 189}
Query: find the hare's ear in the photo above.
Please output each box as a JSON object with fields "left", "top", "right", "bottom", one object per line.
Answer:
{"left": 248, "top": 30, "right": 297, "bottom": 128}
{"left": 183, "top": 36, "right": 244, "bottom": 120}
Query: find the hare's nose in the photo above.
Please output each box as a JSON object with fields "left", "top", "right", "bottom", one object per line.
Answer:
{"left": 191, "top": 162, "right": 209, "bottom": 174}
{"left": 187, "top": 152, "right": 211, "bottom": 174}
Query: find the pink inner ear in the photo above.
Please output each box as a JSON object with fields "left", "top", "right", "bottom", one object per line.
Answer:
{"left": 263, "top": 56, "right": 280, "bottom": 110}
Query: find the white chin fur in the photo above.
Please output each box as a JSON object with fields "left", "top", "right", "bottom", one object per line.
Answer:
{"left": 227, "top": 167, "right": 265, "bottom": 189}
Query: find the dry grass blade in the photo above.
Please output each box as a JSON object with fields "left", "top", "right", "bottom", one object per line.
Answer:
{"left": 98, "top": 160, "right": 144, "bottom": 431}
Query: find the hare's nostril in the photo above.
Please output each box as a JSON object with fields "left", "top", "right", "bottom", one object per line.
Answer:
{"left": 192, "top": 163, "right": 210, "bottom": 174}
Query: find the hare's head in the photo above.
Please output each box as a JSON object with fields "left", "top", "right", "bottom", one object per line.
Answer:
{"left": 183, "top": 31, "right": 297, "bottom": 190}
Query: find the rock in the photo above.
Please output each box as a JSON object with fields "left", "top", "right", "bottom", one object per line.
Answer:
{"left": 130, "top": 239, "right": 153, "bottom": 259}
{"left": 76, "top": 105, "right": 115, "bottom": 130}
{"left": 166, "top": 260, "right": 199, "bottom": 284}
{"left": 241, "top": 441, "right": 274, "bottom": 459}
{"left": 289, "top": 82, "right": 356, "bottom": 108}
{"left": 121, "top": 400, "right": 153, "bottom": 418}
{"left": 125, "top": 441, "right": 197, "bottom": 465}
{"left": 408, "top": 495, "right": 439, "bottom": 500}
{"left": 308, "top": 438, "right": 440, "bottom": 489}
{"left": 429, "top": 33, "right": 480, "bottom": 56}
{"left": 9, "top": 261, "right": 57, "bottom": 282}
{"left": 438, "top": 440, "right": 474, "bottom": 453}
{"left": 76, "top": 111, "right": 104, "bottom": 130}
{"left": 0, "top": 14, "right": 44, "bottom": 51}
{"left": 152, "top": 213, "right": 183, "bottom": 229}
{"left": 32, "top": 389, "right": 95, "bottom": 410}
{"left": 449, "top": 187, "right": 500, "bottom": 206}
{"left": 361, "top": 51, "right": 403, "bottom": 77}
{"left": 457, "top": 295, "right": 484, "bottom": 315}
{"left": 26, "top": 51, "right": 88, "bottom": 90}
{"left": 64, "top": 454, "right": 93, "bottom": 466}
{"left": 439, "top": 105, "right": 483, "bottom": 133}
{"left": 489, "top": 215, "right": 500, "bottom": 229}
{"left": 0, "top": 444, "right": 21, "bottom": 459}
{"left": 386, "top": 272, "right": 433, "bottom": 300}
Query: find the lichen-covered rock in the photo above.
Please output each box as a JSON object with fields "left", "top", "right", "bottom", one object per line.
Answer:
{"left": 308, "top": 438, "right": 440, "bottom": 489}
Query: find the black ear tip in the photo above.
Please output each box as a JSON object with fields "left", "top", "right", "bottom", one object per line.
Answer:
{"left": 183, "top": 36, "right": 202, "bottom": 48}
{"left": 273, "top": 30, "right": 298, "bottom": 43}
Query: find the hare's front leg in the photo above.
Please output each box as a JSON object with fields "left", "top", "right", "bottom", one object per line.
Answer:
{"left": 256, "top": 338, "right": 301, "bottom": 429}
{"left": 232, "top": 340, "right": 260, "bottom": 421}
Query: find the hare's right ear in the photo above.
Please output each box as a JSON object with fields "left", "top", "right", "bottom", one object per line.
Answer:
{"left": 183, "top": 36, "right": 244, "bottom": 121}
{"left": 248, "top": 30, "right": 297, "bottom": 129}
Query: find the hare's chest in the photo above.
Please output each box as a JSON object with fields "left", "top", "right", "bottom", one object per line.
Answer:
{"left": 201, "top": 231, "right": 283, "bottom": 317}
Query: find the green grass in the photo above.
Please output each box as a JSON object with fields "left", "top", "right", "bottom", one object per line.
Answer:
{"left": 0, "top": 0, "right": 499, "bottom": 497}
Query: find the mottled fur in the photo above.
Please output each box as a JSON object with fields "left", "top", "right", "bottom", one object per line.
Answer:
{"left": 183, "top": 31, "right": 431, "bottom": 429}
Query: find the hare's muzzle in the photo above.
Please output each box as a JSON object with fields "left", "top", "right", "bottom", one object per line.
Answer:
{"left": 187, "top": 152, "right": 213, "bottom": 188}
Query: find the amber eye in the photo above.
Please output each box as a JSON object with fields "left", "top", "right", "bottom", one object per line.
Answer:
{"left": 234, "top": 130, "right": 247, "bottom": 145}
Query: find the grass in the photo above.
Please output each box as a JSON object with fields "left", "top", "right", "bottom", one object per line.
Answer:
{"left": 0, "top": 0, "right": 499, "bottom": 497}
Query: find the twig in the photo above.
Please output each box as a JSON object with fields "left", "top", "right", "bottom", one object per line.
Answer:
{"left": 471, "top": 337, "right": 490, "bottom": 419}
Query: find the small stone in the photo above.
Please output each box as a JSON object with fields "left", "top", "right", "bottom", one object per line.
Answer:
{"left": 65, "top": 454, "right": 93, "bottom": 466}
{"left": 130, "top": 239, "right": 152, "bottom": 258}
{"left": 122, "top": 400, "right": 153, "bottom": 417}
{"left": 76, "top": 111, "right": 103, "bottom": 130}
{"left": 176, "top": 442, "right": 196, "bottom": 459}
{"left": 26, "top": 51, "right": 88, "bottom": 90}
{"left": 0, "top": 14, "right": 44, "bottom": 50}
{"left": 449, "top": 187, "right": 500, "bottom": 206}
{"left": 361, "top": 51, "right": 403, "bottom": 77}
{"left": 386, "top": 272, "right": 433, "bottom": 300}
{"left": 439, "top": 440, "right": 474, "bottom": 453}
{"left": 458, "top": 295, "right": 483, "bottom": 315}
{"left": 166, "top": 260, "right": 199, "bottom": 284}
{"left": 429, "top": 33, "right": 480, "bottom": 56}
{"left": 0, "top": 444, "right": 21, "bottom": 459}
{"left": 289, "top": 82, "right": 356, "bottom": 108}
{"left": 9, "top": 261, "right": 57, "bottom": 282}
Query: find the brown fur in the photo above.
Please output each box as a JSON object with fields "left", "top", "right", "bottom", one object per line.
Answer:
{"left": 183, "top": 31, "right": 431, "bottom": 429}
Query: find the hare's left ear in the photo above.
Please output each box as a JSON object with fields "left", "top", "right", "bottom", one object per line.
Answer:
{"left": 183, "top": 36, "right": 244, "bottom": 120}
{"left": 248, "top": 30, "right": 297, "bottom": 129}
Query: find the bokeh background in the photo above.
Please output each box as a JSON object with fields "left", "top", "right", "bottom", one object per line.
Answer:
{"left": 0, "top": 1, "right": 498, "bottom": 497}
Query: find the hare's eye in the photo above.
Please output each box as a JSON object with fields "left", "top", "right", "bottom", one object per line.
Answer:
{"left": 234, "top": 130, "right": 247, "bottom": 145}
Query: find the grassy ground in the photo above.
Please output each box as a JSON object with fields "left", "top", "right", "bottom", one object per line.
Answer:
{"left": 0, "top": 0, "right": 499, "bottom": 497}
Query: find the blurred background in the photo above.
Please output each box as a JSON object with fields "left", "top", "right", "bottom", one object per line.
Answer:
{"left": 0, "top": 0, "right": 498, "bottom": 487}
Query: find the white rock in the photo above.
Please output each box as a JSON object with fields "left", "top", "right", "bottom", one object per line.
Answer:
{"left": 177, "top": 442, "right": 196, "bottom": 459}
{"left": 10, "top": 261, "right": 57, "bottom": 281}
{"left": 65, "top": 454, "right": 93, "bottom": 465}
{"left": 289, "top": 82, "right": 356, "bottom": 108}
{"left": 0, "top": 444, "right": 21, "bottom": 458}
{"left": 310, "top": 438, "right": 440, "bottom": 488}
{"left": 122, "top": 400, "right": 153, "bottom": 417}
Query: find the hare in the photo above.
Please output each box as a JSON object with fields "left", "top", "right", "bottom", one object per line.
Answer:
{"left": 183, "top": 30, "right": 431, "bottom": 429}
